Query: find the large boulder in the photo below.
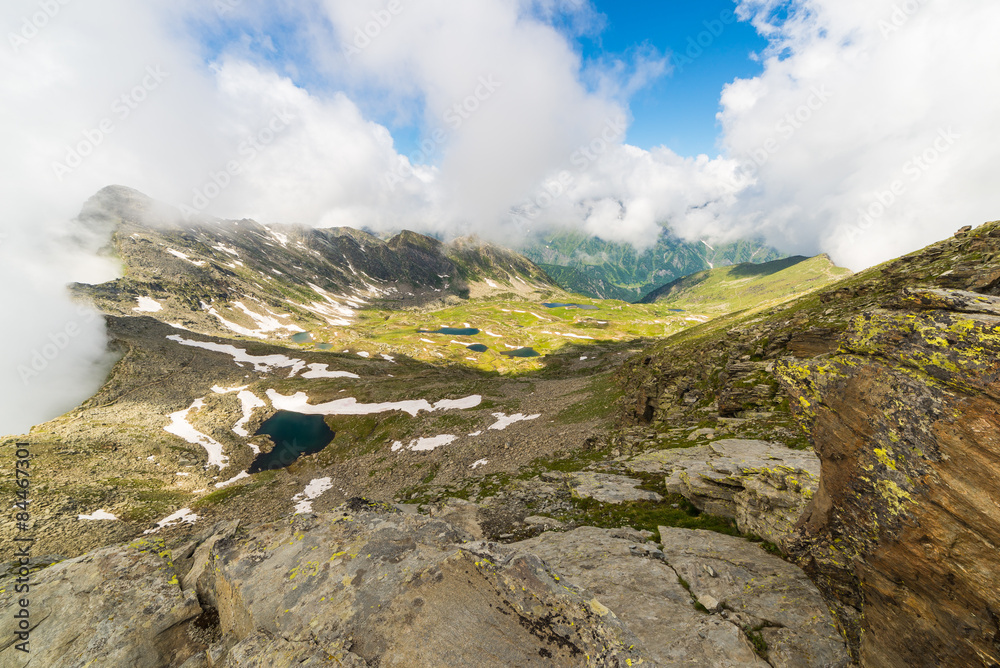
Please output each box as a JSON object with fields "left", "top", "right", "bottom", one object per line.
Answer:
{"left": 626, "top": 439, "right": 820, "bottom": 548}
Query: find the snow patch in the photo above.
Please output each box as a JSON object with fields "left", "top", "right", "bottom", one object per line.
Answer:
{"left": 78, "top": 510, "right": 118, "bottom": 521}
{"left": 292, "top": 477, "right": 333, "bottom": 514}
{"left": 300, "top": 364, "right": 360, "bottom": 380}
{"left": 266, "top": 390, "right": 481, "bottom": 417}
{"left": 392, "top": 435, "right": 458, "bottom": 452}
{"left": 167, "top": 335, "right": 304, "bottom": 374}
{"left": 144, "top": 508, "right": 198, "bottom": 534}
{"left": 542, "top": 331, "right": 595, "bottom": 340}
{"left": 471, "top": 459, "right": 489, "bottom": 469}
{"left": 164, "top": 398, "right": 229, "bottom": 469}
{"left": 212, "top": 384, "right": 248, "bottom": 394}
{"left": 213, "top": 243, "right": 240, "bottom": 256}
{"left": 167, "top": 249, "right": 207, "bottom": 267}
{"left": 233, "top": 391, "right": 266, "bottom": 440}
{"left": 133, "top": 297, "right": 163, "bottom": 313}
{"left": 215, "top": 471, "right": 250, "bottom": 489}
{"left": 488, "top": 413, "right": 542, "bottom": 431}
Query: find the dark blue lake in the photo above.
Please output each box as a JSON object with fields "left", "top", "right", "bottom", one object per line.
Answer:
{"left": 419, "top": 327, "right": 481, "bottom": 336}
{"left": 542, "top": 303, "right": 599, "bottom": 310}
{"left": 500, "top": 347, "right": 541, "bottom": 358}
{"left": 467, "top": 344, "right": 489, "bottom": 353}
{"left": 248, "top": 411, "right": 335, "bottom": 473}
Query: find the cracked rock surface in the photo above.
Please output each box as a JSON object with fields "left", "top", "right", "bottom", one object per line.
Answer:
{"left": 0, "top": 501, "right": 849, "bottom": 667}
{"left": 515, "top": 526, "right": 848, "bottom": 667}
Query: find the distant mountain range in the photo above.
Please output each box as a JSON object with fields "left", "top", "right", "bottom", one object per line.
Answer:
{"left": 74, "top": 186, "right": 559, "bottom": 341}
{"left": 520, "top": 229, "right": 785, "bottom": 302}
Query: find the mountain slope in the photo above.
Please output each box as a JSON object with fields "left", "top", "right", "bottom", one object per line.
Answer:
{"left": 521, "top": 229, "right": 785, "bottom": 301}
{"left": 75, "top": 186, "right": 559, "bottom": 342}
{"left": 617, "top": 220, "right": 1000, "bottom": 664}
{"left": 639, "top": 254, "right": 852, "bottom": 311}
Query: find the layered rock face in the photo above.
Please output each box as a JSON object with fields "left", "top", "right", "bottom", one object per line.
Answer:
{"left": 0, "top": 500, "right": 848, "bottom": 667}
{"left": 778, "top": 288, "right": 1000, "bottom": 667}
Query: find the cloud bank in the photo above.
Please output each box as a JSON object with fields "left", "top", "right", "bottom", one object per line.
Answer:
{"left": 2, "top": 0, "right": 999, "bottom": 435}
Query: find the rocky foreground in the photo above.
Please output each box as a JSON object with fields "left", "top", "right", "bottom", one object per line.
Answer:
{"left": 0, "top": 499, "right": 848, "bottom": 667}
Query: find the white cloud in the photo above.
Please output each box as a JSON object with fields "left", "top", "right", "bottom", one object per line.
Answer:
{"left": 715, "top": 0, "right": 1000, "bottom": 268}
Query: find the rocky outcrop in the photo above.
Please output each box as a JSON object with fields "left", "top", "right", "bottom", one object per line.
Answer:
{"left": 0, "top": 539, "right": 205, "bottom": 668}
{"left": 563, "top": 471, "right": 664, "bottom": 504}
{"left": 0, "top": 499, "right": 851, "bottom": 667}
{"left": 626, "top": 440, "right": 819, "bottom": 549}
{"left": 195, "top": 501, "right": 647, "bottom": 667}
{"left": 516, "top": 526, "right": 848, "bottom": 667}
{"left": 777, "top": 288, "right": 1000, "bottom": 667}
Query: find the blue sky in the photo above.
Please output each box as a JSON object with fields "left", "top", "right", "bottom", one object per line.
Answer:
{"left": 582, "top": 0, "right": 768, "bottom": 156}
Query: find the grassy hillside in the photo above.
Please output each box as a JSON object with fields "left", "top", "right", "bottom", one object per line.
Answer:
{"left": 639, "top": 254, "right": 852, "bottom": 312}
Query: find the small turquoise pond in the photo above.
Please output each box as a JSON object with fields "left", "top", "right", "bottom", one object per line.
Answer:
{"left": 467, "top": 344, "right": 489, "bottom": 353}
{"left": 541, "top": 303, "right": 599, "bottom": 310}
{"left": 248, "top": 412, "right": 335, "bottom": 473}
{"left": 419, "top": 327, "right": 481, "bottom": 336}
{"left": 291, "top": 332, "right": 313, "bottom": 343}
{"left": 500, "top": 347, "right": 541, "bottom": 358}
{"left": 316, "top": 343, "right": 334, "bottom": 350}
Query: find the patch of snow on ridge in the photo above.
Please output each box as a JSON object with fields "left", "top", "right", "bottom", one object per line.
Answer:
{"left": 206, "top": 301, "right": 305, "bottom": 339}
{"left": 164, "top": 398, "right": 229, "bottom": 468}
{"left": 391, "top": 435, "right": 458, "bottom": 453}
{"left": 542, "top": 331, "right": 595, "bottom": 340}
{"left": 233, "top": 391, "right": 266, "bottom": 442}
{"left": 212, "top": 384, "right": 248, "bottom": 394}
{"left": 293, "top": 478, "right": 333, "bottom": 514}
{"left": 471, "top": 459, "right": 489, "bottom": 469}
{"left": 167, "top": 335, "right": 304, "bottom": 374}
{"left": 144, "top": 508, "right": 198, "bottom": 534}
{"left": 434, "top": 396, "right": 483, "bottom": 410}
{"left": 213, "top": 243, "right": 240, "bottom": 256}
{"left": 79, "top": 510, "right": 118, "bottom": 521}
{"left": 489, "top": 413, "right": 541, "bottom": 431}
{"left": 167, "top": 249, "right": 207, "bottom": 267}
{"left": 265, "top": 227, "right": 289, "bottom": 246}
{"left": 266, "top": 390, "right": 481, "bottom": 417}
{"left": 215, "top": 471, "right": 250, "bottom": 489}
{"left": 304, "top": 283, "right": 357, "bottom": 326}
{"left": 300, "top": 364, "right": 360, "bottom": 380}
{"left": 134, "top": 297, "right": 163, "bottom": 313}
{"left": 233, "top": 301, "right": 305, "bottom": 334}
